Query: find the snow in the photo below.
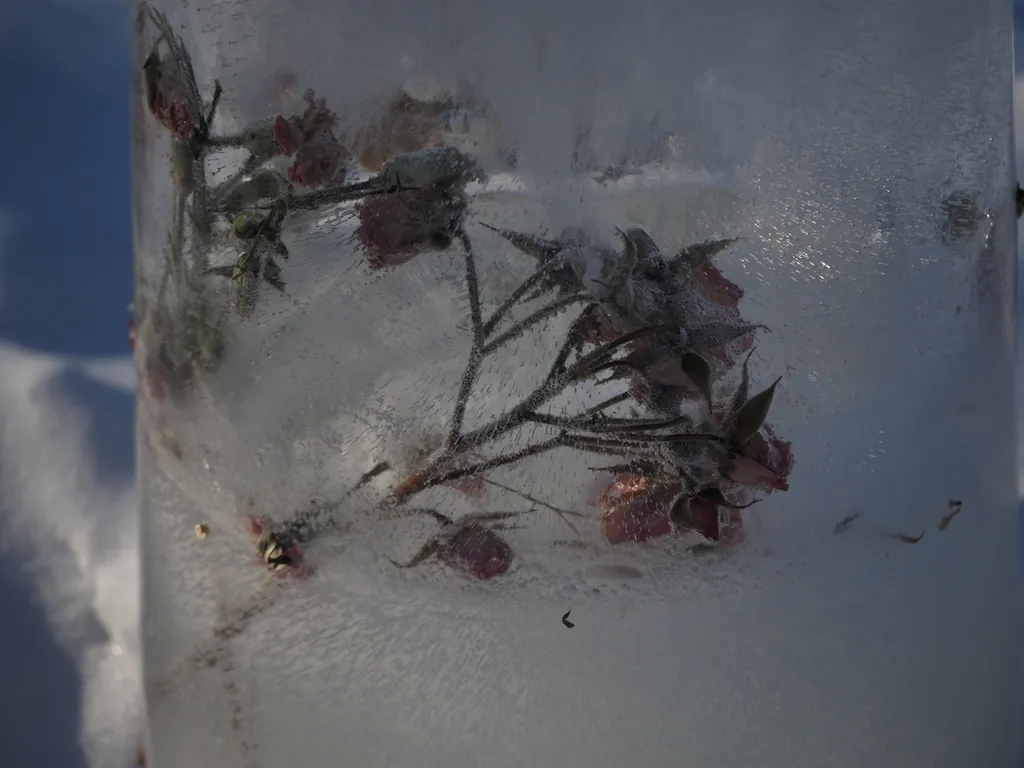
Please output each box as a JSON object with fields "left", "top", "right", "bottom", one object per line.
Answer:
{"left": 2, "top": 0, "right": 1023, "bottom": 767}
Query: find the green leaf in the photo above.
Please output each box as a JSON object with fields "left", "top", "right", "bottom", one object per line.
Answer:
{"left": 680, "top": 353, "right": 713, "bottom": 410}
{"left": 733, "top": 376, "right": 782, "bottom": 445}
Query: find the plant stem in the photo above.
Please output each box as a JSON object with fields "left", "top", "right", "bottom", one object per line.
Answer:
{"left": 481, "top": 294, "right": 590, "bottom": 354}
{"left": 481, "top": 266, "right": 554, "bottom": 337}
{"left": 480, "top": 478, "right": 583, "bottom": 535}
{"left": 447, "top": 232, "right": 485, "bottom": 448}
{"left": 390, "top": 435, "right": 569, "bottom": 501}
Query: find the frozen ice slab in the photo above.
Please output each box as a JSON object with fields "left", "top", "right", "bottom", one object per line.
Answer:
{"left": 132, "top": 1, "right": 1020, "bottom": 765}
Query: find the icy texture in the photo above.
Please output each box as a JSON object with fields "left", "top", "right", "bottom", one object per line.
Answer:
{"left": 133, "top": 1, "right": 1020, "bottom": 766}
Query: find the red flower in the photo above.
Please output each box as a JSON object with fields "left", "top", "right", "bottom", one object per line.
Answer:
{"left": 596, "top": 475, "right": 680, "bottom": 544}
{"left": 143, "top": 54, "right": 194, "bottom": 139}
{"left": 356, "top": 188, "right": 466, "bottom": 269}
{"left": 726, "top": 423, "right": 793, "bottom": 492}
{"left": 595, "top": 474, "right": 752, "bottom": 545}
{"left": 273, "top": 89, "right": 350, "bottom": 187}
{"left": 687, "top": 497, "right": 745, "bottom": 545}
{"left": 437, "top": 524, "right": 514, "bottom": 579}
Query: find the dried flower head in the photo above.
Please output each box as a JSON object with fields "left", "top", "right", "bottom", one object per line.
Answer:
{"left": 273, "top": 89, "right": 351, "bottom": 187}
{"left": 143, "top": 51, "right": 195, "bottom": 138}
{"left": 356, "top": 188, "right": 467, "bottom": 269}
{"left": 390, "top": 510, "right": 519, "bottom": 579}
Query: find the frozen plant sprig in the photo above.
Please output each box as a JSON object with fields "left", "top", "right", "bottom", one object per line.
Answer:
{"left": 134, "top": 4, "right": 483, "bottom": 400}
{"left": 134, "top": 3, "right": 793, "bottom": 573}
{"left": 382, "top": 226, "right": 778, "bottom": 511}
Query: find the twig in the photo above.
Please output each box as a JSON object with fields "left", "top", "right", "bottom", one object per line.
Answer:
{"left": 481, "top": 294, "right": 590, "bottom": 354}
{"left": 447, "top": 232, "right": 485, "bottom": 448}
{"left": 526, "top": 412, "right": 692, "bottom": 434}
{"left": 482, "top": 265, "right": 557, "bottom": 337}
{"left": 390, "top": 435, "right": 569, "bottom": 501}
{"left": 583, "top": 391, "right": 631, "bottom": 416}
{"left": 480, "top": 477, "right": 583, "bottom": 535}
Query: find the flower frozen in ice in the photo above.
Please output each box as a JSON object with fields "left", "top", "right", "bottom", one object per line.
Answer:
{"left": 273, "top": 89, "right": 351, "bottom": 187}
{"left": 142, "top": 52, "right": 195, "bottom": 139}
{"left": 389, "top": 510, "right": 519, "bottom": 579}
{"left": 356, "top": 187, "right": 467, "bottom": 269}
{"left": 355, "top": 146, "right": 480, "bottom": 268}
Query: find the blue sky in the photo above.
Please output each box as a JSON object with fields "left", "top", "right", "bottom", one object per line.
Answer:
{"left": 0, "top": 5, "right": 132, "bottom": 766}
{"left": 0, "top": 4, "right": 1020, "bottom": 766}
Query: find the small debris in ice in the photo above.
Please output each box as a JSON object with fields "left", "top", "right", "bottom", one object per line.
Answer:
{"left": 561, "top": 610, "right": 575, "bottom": 629}
{"left": 890, "top": 530, "right": 925, "bottom": 544}
{"left": 195, "top": 523, "right": 211, "bottom": 539}
{"left": 833, "top": 513, "right": 860, "bottom": 535}
{"left": 938, "top": 500, "right": 963, "bottom": 531}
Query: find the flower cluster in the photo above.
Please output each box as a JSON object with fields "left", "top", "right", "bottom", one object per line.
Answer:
{"left": 273, "top": 89, "right": 351, "bottom": 187}
{"left": 135, "top": 1, "right": 794, "bottom": 582}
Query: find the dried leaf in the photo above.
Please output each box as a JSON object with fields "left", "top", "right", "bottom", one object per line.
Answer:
{"left": 669, "top": 495, "right": 693, "bottom": 529}
{"left": 624, "top": 228, "right": 662, "bottom": 263}
{"left": 733, "top": 376, "right": 782, "bottom": 446}
{"left": 480, "top": 223, "right": 561, "bottom": 262}
{"left": 891, "top": 530, "right": 925, "bottom": 544}
{"left": 697, "top": 487, "right": 757, "bottom": 510}
{"left": 688, "top": 322, "right": 766, "bottom": 353}
{"left": 680, "top": 353, "right": 713, "bottom": 410}
{"left": 937, "top": 507, "right": 961, "bottom": 531}
{"left": 833, "top": 513, "right": 860, "bottom": 535}
{"left": 673, "top": 237, "right": 742, "bottom": 268}
{"left": 728, "top": 348, "right": 756, "bottom": 421}
{"left": 389, "top": 538, "right": 440, "bottom": 569}
{"left": 725, "top": 455, "right": 786, "bottom": 489}
{"left": 611, "top": 228, "right": 638, "bottom": 288}
{"left": 142, "top": 52, "right": 161, "bottom": 113}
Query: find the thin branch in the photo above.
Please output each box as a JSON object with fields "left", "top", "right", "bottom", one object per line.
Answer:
{"left": 568, "top": 324, "right": 677, "bottom": 381}
{"left": 583, "top": 391, "right": 631, "bottom": 416}
{"left": 481, "top": 294, "right": 590, "bottom": 355}
{"left": 545, "top": 304, "right": 599, "bottom": 383}
{"left": 480, "top": 478, "right": 583, "bottom": 536}
{"left": 390, "top": 435, "right": 569, "bottom": 501}
{"left": 482, "top": 266, "right": 556, "bottom": 337}
{"left": 447, "top": 232, "right": 485, "bottom": 448}
{"left": 526, "top": 412, "right": 692, "bottom": 434}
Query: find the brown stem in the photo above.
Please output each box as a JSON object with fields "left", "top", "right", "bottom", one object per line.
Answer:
{"left": 390, "top": 435, "right": 568, "bottom": 502}
{"left": 545, "top": 304, "right": 600, "bottom": 383}
{"left": 447, "top": 232, "right": 485, "bottom": 448}
{"left": 481, "top": 294, "right": 590, "bottom": 355}
{"left": 583, "top": 391, "right": 631, "bottom": 416}
{"left": 482, "top": 266, "right": 556, "bottom": 337}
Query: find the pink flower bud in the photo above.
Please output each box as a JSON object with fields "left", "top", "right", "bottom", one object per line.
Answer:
{"left": 438, "top": 524, "right": 514, "bottom": 579}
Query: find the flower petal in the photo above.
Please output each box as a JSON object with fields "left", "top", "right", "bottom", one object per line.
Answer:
{"left": 726, "top": 455, "right": 789, "bottom": 491}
